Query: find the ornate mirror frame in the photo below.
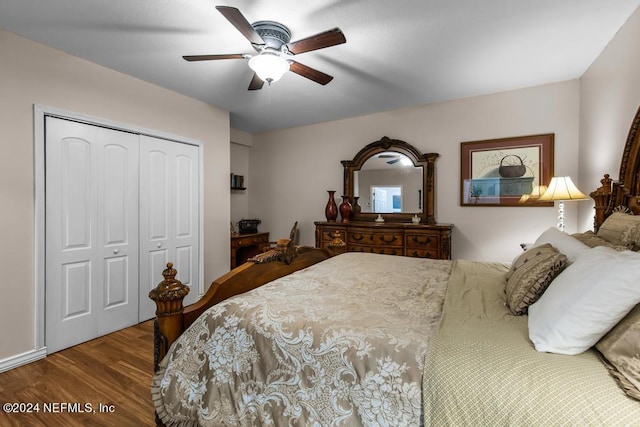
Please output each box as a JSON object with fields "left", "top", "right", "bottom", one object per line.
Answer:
{"left": 342, "top": 136, "right": 439, "bottom": 224}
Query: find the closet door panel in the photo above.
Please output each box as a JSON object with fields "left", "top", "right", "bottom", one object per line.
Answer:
{"left": 46, "top": 117, "right": 139, "bottom": 353}
{"left": 61, "top": 138, "right": 92, "bottom": 250}
{"left": 139, "top": 136, "right": 200, "bottom": 321}
{"left": 62, "top": 261, "right": 92, "bottom": 319}
{"left": 98, "top": 136, "right": 140, "bottom": 335}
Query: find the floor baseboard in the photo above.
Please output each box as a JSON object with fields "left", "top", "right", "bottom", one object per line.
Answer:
{"left": 0, "top": 348, "right": 47, "bottom": 373}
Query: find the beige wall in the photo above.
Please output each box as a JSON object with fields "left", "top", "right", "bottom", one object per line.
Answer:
{"left": 250, "top": 80, "right": 581, "bottom": 263}
{"left": 578, "top": 6, "right": 640, "bottom": 231}
{"left": 0, "top": 29, "right": 231, "bottom": 362}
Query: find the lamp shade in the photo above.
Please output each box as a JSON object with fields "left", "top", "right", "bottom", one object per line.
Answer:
{"left": 248, "top": 52, "right": 290, "bottom": 83}
{"left": 539, "top": 176, "right": 588, "bottom": 201}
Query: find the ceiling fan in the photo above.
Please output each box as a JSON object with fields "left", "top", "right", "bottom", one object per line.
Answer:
{"left": 379, "top": 154, "right": 402, "bottom": 165}
{"left": 183, "top": 6, "right": 346, "bottom": 90}
{"left": 378, "top": 153, "right": 412, "bottom": 166}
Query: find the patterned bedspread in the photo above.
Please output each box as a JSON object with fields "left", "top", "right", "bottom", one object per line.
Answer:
{"left": 423, "top": 260, "right": 640, "bottom": 426}
{"left": 152, "top": 252, "right": 452, "bottom": 426}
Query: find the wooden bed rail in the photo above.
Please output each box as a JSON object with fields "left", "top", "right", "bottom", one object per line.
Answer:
{"left": 149, "top": 245, "right": 332, "bottom": 371}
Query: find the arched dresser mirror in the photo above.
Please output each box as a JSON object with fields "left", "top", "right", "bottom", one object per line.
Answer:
{"left": 315, "top": 136, "right": 453, "bottom": 259}
{"left": 342, "top": 136, "right": 438, "bottom": 224}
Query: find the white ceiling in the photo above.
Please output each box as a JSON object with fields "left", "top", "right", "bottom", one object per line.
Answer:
{"left": 1, "top": 1, "right": 638, "bottom": 133}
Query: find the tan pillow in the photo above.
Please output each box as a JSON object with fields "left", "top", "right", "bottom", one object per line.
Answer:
{"left": 596, "top": 304, "right": 640, "bottom": 401}
{"left": 571, "top": 231, "right": 630, "bottom": 251}
{"left": 597, "top": 212, "right": 640, "bottom": 249}
{"left": 505, "top": 244, "right": 568, "bottom": 315}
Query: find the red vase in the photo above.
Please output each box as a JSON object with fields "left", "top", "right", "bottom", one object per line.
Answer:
{"left": 325, "top": 191, "right": 338, "bottom": 222}
{"left": 339, "top": 195, "right": 352, "bottom": 223}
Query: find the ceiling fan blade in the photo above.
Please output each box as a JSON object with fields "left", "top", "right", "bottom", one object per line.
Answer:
{"left": 289, "top": 61, "right": 333, "bottom": 85}
{"left": 286, "top": 28, "right": 346, "bottom": 55}
{"left": 215, "top": 6, "right": 265, "bottom": 46}
{"left": 387, "top": 159, "right": 400, "bottom": 165}
{"left": 183, "top": 54, "right": 246, "bottom": 62}
{"left": 248, "top": 73, "right": 265, "bottom": 91}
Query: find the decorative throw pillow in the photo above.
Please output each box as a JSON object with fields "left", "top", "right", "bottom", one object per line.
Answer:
{"left": 597, "top": 212, "right": 640, "bottom": 249}
{"left": 533, "top": 227, "right": 589, "bottom": 263}
{"left": 505, "top": 244, "right": 568, "bottom": 315}
{"left": 528, "top": 246, "right": 640, "bottom": 355}
{"left": 596, "top": 304, "right": 640, "bottom": 401}
{"left": 571, "top": 231, "right": 630, "bottom": 251}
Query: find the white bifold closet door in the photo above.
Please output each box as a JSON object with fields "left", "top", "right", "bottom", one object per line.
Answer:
{"left": 45, "top": 117, "right": 200, "bottom": 353}
{"left": 45, "top": 117, "right": 140, "bottom": 353}
{"left": 138, "top": 135, "right": 200, "bottom": 322}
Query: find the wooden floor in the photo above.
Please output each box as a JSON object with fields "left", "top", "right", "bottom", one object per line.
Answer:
{"left": 0, "top": 321, "right": 155, "bottom": 427}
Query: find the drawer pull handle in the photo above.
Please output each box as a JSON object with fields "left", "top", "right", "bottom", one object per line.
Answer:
{"left": 352, "top": 234, "right": 365, "bottom": 241}
{"left": 411, "top": 251, "right": 433, "bottom": 258}
{"left": 380, "top": 235, "right": 398, "bottom": 243}
{"left": 411, "top": 236, "right": 431, "bottom": 245}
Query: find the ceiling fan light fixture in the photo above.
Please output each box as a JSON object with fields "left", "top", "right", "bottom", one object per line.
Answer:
{"left": 248, "top": 52, "right": 290, "bottom": 83}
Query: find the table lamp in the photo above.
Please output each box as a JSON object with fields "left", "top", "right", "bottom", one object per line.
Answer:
{"left": 538, "top": 176, "right": 588, "bottom": 232}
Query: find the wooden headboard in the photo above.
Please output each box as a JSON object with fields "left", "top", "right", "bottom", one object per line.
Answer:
{"left": 591, "top": 105, "right": 640, "bottom": 231}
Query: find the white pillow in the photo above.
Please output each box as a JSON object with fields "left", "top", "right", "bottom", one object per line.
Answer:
{"left": 533, "top": 227, "right": 589, "bottom": 263}
{"left": 528, "top": 246, "right": 640, "bottom": 355}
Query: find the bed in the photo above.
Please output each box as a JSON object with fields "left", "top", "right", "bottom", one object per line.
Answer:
{"left": 150, "top": 107, "right": 640, "bottom": 426}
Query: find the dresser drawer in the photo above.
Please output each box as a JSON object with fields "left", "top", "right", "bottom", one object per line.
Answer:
{"left": 231, "top": 234, "right": 269, "bottom": 249}
{"left": 318, "top": 227, "right": 345, "bottom": 243}
{"left": 348, "top": 230, "right": 403, "bottom": 247}
{"left": 405, "top": 233, "right": 440, "bottom": 250}
{"left": 405, "top": 248, "right": 440, "bottom": 259}
{"left": 349, "top": 245, "right": 403, "bottom": 256}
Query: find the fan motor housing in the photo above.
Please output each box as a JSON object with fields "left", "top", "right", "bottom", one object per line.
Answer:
{"left": 252, "top": 21, "right": 291, "bottom": 49}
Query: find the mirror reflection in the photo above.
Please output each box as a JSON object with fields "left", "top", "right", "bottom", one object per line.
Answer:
{"left": 354, "top": 152, "right": 423, "bottom": 213}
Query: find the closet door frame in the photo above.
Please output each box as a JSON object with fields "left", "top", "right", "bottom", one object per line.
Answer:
{"left": 33, "top": 104, "right": 204, "bottom": 353}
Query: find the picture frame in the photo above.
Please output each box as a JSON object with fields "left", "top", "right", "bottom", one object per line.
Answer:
{"left": 460, "top": 134, "right": 554, "bottom": 206}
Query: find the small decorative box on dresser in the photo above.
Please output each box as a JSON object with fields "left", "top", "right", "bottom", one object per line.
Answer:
{"left": 315, "top": 222, "right": 452, "bottom": 260}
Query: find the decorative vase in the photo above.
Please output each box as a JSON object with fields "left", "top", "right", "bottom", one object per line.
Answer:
{"left": 339, "top": 195, "right": 352, "bottom": 223}
{"left": 325, "top": 191, "right": 338, "bottom": 222}
{"left": 352, "top": 196, "right": 361, "bottom": 216}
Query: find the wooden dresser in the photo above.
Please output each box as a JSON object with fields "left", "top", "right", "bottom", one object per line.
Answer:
{"left": 315, "top": 221, "right": 452, "bottom": 260}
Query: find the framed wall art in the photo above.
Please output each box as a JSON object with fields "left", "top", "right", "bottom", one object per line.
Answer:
{"left": 460, "top": 134, "right": 554, "bottom": 206}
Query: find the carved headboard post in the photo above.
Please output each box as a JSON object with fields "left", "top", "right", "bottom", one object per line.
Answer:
{"left": 148, "top": 262, "right": 190, "bottom": 372}
{"left": 590, "top": 174, "right": 613, "bottom": 232}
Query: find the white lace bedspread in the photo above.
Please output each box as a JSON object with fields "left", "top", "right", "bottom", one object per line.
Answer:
{"left": 152, "top": 252, "right": 452, "bottom": 426}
